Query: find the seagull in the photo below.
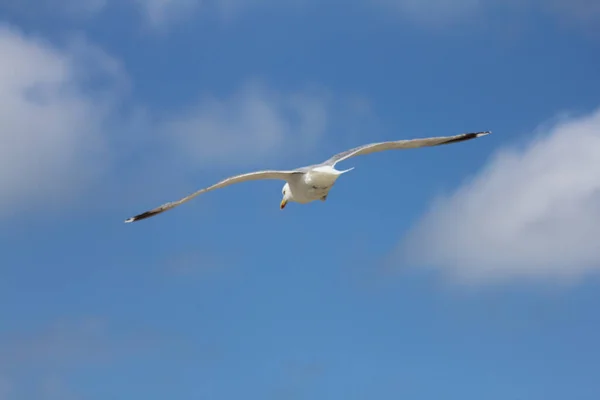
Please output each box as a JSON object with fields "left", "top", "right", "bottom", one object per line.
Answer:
{"left": 124, "top": 130, "right": 490, "bottom": 223}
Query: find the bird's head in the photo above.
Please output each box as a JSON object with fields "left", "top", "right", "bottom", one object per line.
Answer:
{"left": 280, "top": 183, "right": 291, "bottom": 209}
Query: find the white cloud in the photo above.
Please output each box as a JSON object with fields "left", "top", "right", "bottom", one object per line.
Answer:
{"left": 399, "top": 107, "right": 600, "bottom": 284}
{"left": 0, "top": 25, "right": 124, "bottom": 217}
{"left": 161, "top": 82, "right": 330, "bottom": 168}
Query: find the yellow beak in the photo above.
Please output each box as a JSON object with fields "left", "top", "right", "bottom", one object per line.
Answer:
{"left": 280, "top": 199, "right": 287, "bottom": 209}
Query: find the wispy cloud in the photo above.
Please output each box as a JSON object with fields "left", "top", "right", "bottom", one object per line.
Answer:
{"left": 161, "top": 82, "right": 331, "bottom": 168}
{"left": 132, "top": 0, "right": 201, "bottom": 28}
{"left": 399, "top": 107, "right": 600, "bottom": 285}
{"left": 0, "top": 25, "right": 123, "bottom": 218}
{"left": 132, "top": 0, "right": 286, "bottom": 27}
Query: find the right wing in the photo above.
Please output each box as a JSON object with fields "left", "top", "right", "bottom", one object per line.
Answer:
{"left": 124, "top": 170, "right": 302, "bottom": 223}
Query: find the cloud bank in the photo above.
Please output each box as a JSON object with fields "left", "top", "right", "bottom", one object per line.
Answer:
{"left": 400, "top": 107, "right": 600, "bottom": 284}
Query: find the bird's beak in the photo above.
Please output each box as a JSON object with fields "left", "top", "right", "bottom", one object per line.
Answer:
{"left": 280, "top": 199, "right": 287, "bottom": 209}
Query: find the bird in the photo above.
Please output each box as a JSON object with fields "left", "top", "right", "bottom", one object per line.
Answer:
{"left": 124, "top": 130, "right": 491, "bottom": 223}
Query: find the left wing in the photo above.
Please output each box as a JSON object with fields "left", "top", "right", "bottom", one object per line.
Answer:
{"left": 323, "top": 131, "right": 491, "bottom": 167}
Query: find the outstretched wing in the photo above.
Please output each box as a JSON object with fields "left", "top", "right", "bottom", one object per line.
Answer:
{"left": 323, "top": 131, "right": 491, "bottom": 167}
{"left": 124, "top": 170, "right": 302, "bottom": 223}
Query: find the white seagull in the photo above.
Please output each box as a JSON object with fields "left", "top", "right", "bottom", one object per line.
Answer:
{"left": 124, "top": 130, "right": 491, "bottom": 223}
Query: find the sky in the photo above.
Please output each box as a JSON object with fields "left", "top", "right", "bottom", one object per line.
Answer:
{"left": 1, "top": 0, "right": 600, "bottom": 399}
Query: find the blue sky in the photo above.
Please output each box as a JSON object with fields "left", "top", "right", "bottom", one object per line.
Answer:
{"left": 1, "top": 1, "right": 600, "bottom": 399}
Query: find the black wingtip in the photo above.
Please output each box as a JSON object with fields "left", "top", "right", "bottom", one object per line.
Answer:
{"left": 124, "top": 209, "right": 164, "bottom": 223}
{"left": 442, "top": 130, "right": 492, "bottom": 145}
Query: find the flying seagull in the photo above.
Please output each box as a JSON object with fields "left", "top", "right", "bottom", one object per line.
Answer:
{"left": 124, "top": 130, "right": 490, "bottom": 223}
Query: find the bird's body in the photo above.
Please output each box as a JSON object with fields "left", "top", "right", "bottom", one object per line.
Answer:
{"left": 124, "top": 130, "right": 491, "bottom": 223}
{"left": 286, "top": 165, "right": 351, "bottom": 204}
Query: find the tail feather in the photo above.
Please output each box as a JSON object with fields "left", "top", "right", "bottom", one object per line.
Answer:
{"left": 337, "top": 167, "right": 355, "bottom": 174}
